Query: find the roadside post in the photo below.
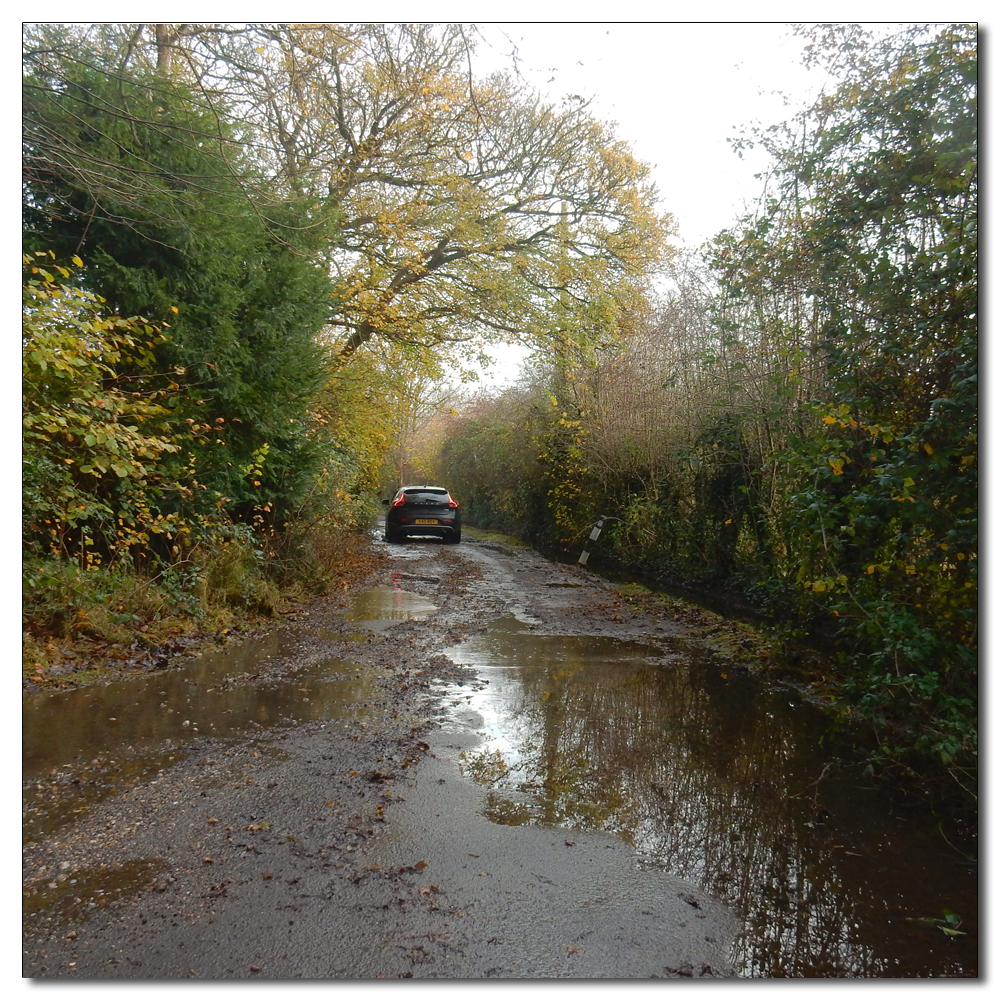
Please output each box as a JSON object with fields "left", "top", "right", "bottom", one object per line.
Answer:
{"left": 578, "top": 516, "right": 607, "bottom": 566}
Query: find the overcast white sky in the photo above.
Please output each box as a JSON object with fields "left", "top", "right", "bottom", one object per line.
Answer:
{"left": 473, "top": 22, "right": 821, "bottom": 249}
{"left": 457, "top": 19, "right": 972, "bottom": 383}
{"left": 463, "top": 21, "right": 828, "bottom": 382}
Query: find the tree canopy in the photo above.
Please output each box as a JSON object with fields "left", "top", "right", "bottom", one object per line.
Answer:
{"left": 24, "top": 23, "right": 673, "bottom": 369}
{"left": 23, "top": 43, "right": 336, "bottom": 523}
{"left": 433, "top": 23, "right": 978, "bottom": 783}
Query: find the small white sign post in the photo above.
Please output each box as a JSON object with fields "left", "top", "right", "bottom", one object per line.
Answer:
{"left": 578, "top": 516, "right": 606, "bottom": 566}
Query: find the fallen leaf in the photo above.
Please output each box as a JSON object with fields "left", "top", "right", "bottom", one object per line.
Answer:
{"left": 567, "top": 945, "right": 585, "bottom": 954}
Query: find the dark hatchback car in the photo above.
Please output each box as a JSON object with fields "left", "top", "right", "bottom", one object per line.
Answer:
{"left": 382, "top": 485, "right": 461, "bottom": 543}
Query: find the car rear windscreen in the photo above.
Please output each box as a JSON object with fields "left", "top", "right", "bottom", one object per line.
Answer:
{"left": 403, "top": 489, "right": 448, "bottom": 501}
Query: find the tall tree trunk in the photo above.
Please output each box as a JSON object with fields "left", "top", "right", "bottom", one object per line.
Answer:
{"left": 155, "top": 24, "right": 175, "bottom": 76}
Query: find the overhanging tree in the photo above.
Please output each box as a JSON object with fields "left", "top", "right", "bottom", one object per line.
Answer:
{"left": 47, "top": 22, "right": 673, "bottom": 366}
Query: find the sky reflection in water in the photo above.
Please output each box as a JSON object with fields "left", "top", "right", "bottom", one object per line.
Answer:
{"left": 444, "top": 617, "right": 978, "bottom": 978}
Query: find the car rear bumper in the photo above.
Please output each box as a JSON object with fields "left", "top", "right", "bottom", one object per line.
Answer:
{"left": 396, "top": 523, "right": 458, "bottom": 537}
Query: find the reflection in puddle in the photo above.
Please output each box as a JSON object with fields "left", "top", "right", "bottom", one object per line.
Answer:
{"left": 23, "top": 635, "right": 378, "bottom": 839}
{"left": 24, "top": 649, "right": 373, "bottom": 779}
{"left": 344, "top": 586, "right": 438, "bottom": 627}
{"left": 23, "top": 750, "right": 181, "bottom": 844}
{"left": 22, "top": 858, "right": 168, "bottom": 930}
{"left": 444, "top": 617, "right": 977, "bottom": 978}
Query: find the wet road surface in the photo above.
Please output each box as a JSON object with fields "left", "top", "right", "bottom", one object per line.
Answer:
{"left": 22, "top": 529, "right": 977, "bottom": 978}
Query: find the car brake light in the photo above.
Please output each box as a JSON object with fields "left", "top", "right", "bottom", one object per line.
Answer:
{"left": 392, "top": 496, "right": 406, "bottom": 507}
{"left": 447, "top": 498, "right": 460, "bottom": 509}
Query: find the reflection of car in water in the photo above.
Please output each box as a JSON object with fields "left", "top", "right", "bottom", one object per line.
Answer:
{"left": 382, "top": 485, "right": 461, "bottom": 543}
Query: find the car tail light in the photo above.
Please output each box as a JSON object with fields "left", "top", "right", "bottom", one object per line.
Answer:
{"left": 392, "top": 496, "right": 406, "bottom": 507}
{"left": 447, "top": 497, "right": 460, "bottom": 509}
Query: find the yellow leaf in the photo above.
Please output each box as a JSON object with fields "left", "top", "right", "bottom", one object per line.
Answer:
{"left": 923, "top": 443, "right": 935, "bottom": 455}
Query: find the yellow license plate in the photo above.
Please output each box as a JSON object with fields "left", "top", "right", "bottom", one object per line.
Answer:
{"left": 414, "top": 518, "right": 438, "bottom": 525}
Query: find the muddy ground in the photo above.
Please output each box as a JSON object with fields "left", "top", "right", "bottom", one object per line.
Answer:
{"left": 23, "top": 530, "right": 764, "bottom": 980}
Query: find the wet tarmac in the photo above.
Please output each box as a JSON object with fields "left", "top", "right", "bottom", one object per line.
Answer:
{"left": 22, "top": 529, "right": 978, "bottom": 978}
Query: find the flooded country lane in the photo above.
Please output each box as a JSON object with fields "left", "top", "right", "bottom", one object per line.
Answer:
{"left": 22, "top": 529, "right": 978, "bottom": 979}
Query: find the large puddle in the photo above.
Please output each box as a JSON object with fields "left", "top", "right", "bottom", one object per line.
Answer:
{"left": 343, "top": 585, "right": 438, "bottom": 629}
{"left": 23, "top": 632, "right": 377, "bottom": 842}
{"left": 444, "top": 616, "right": 978, "bottom": 978}
{"left": 23, "top": 586, "right": 438, "bottom": 843}
{"left": 24, "top": 639, "right": 374, "bottom": 776}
